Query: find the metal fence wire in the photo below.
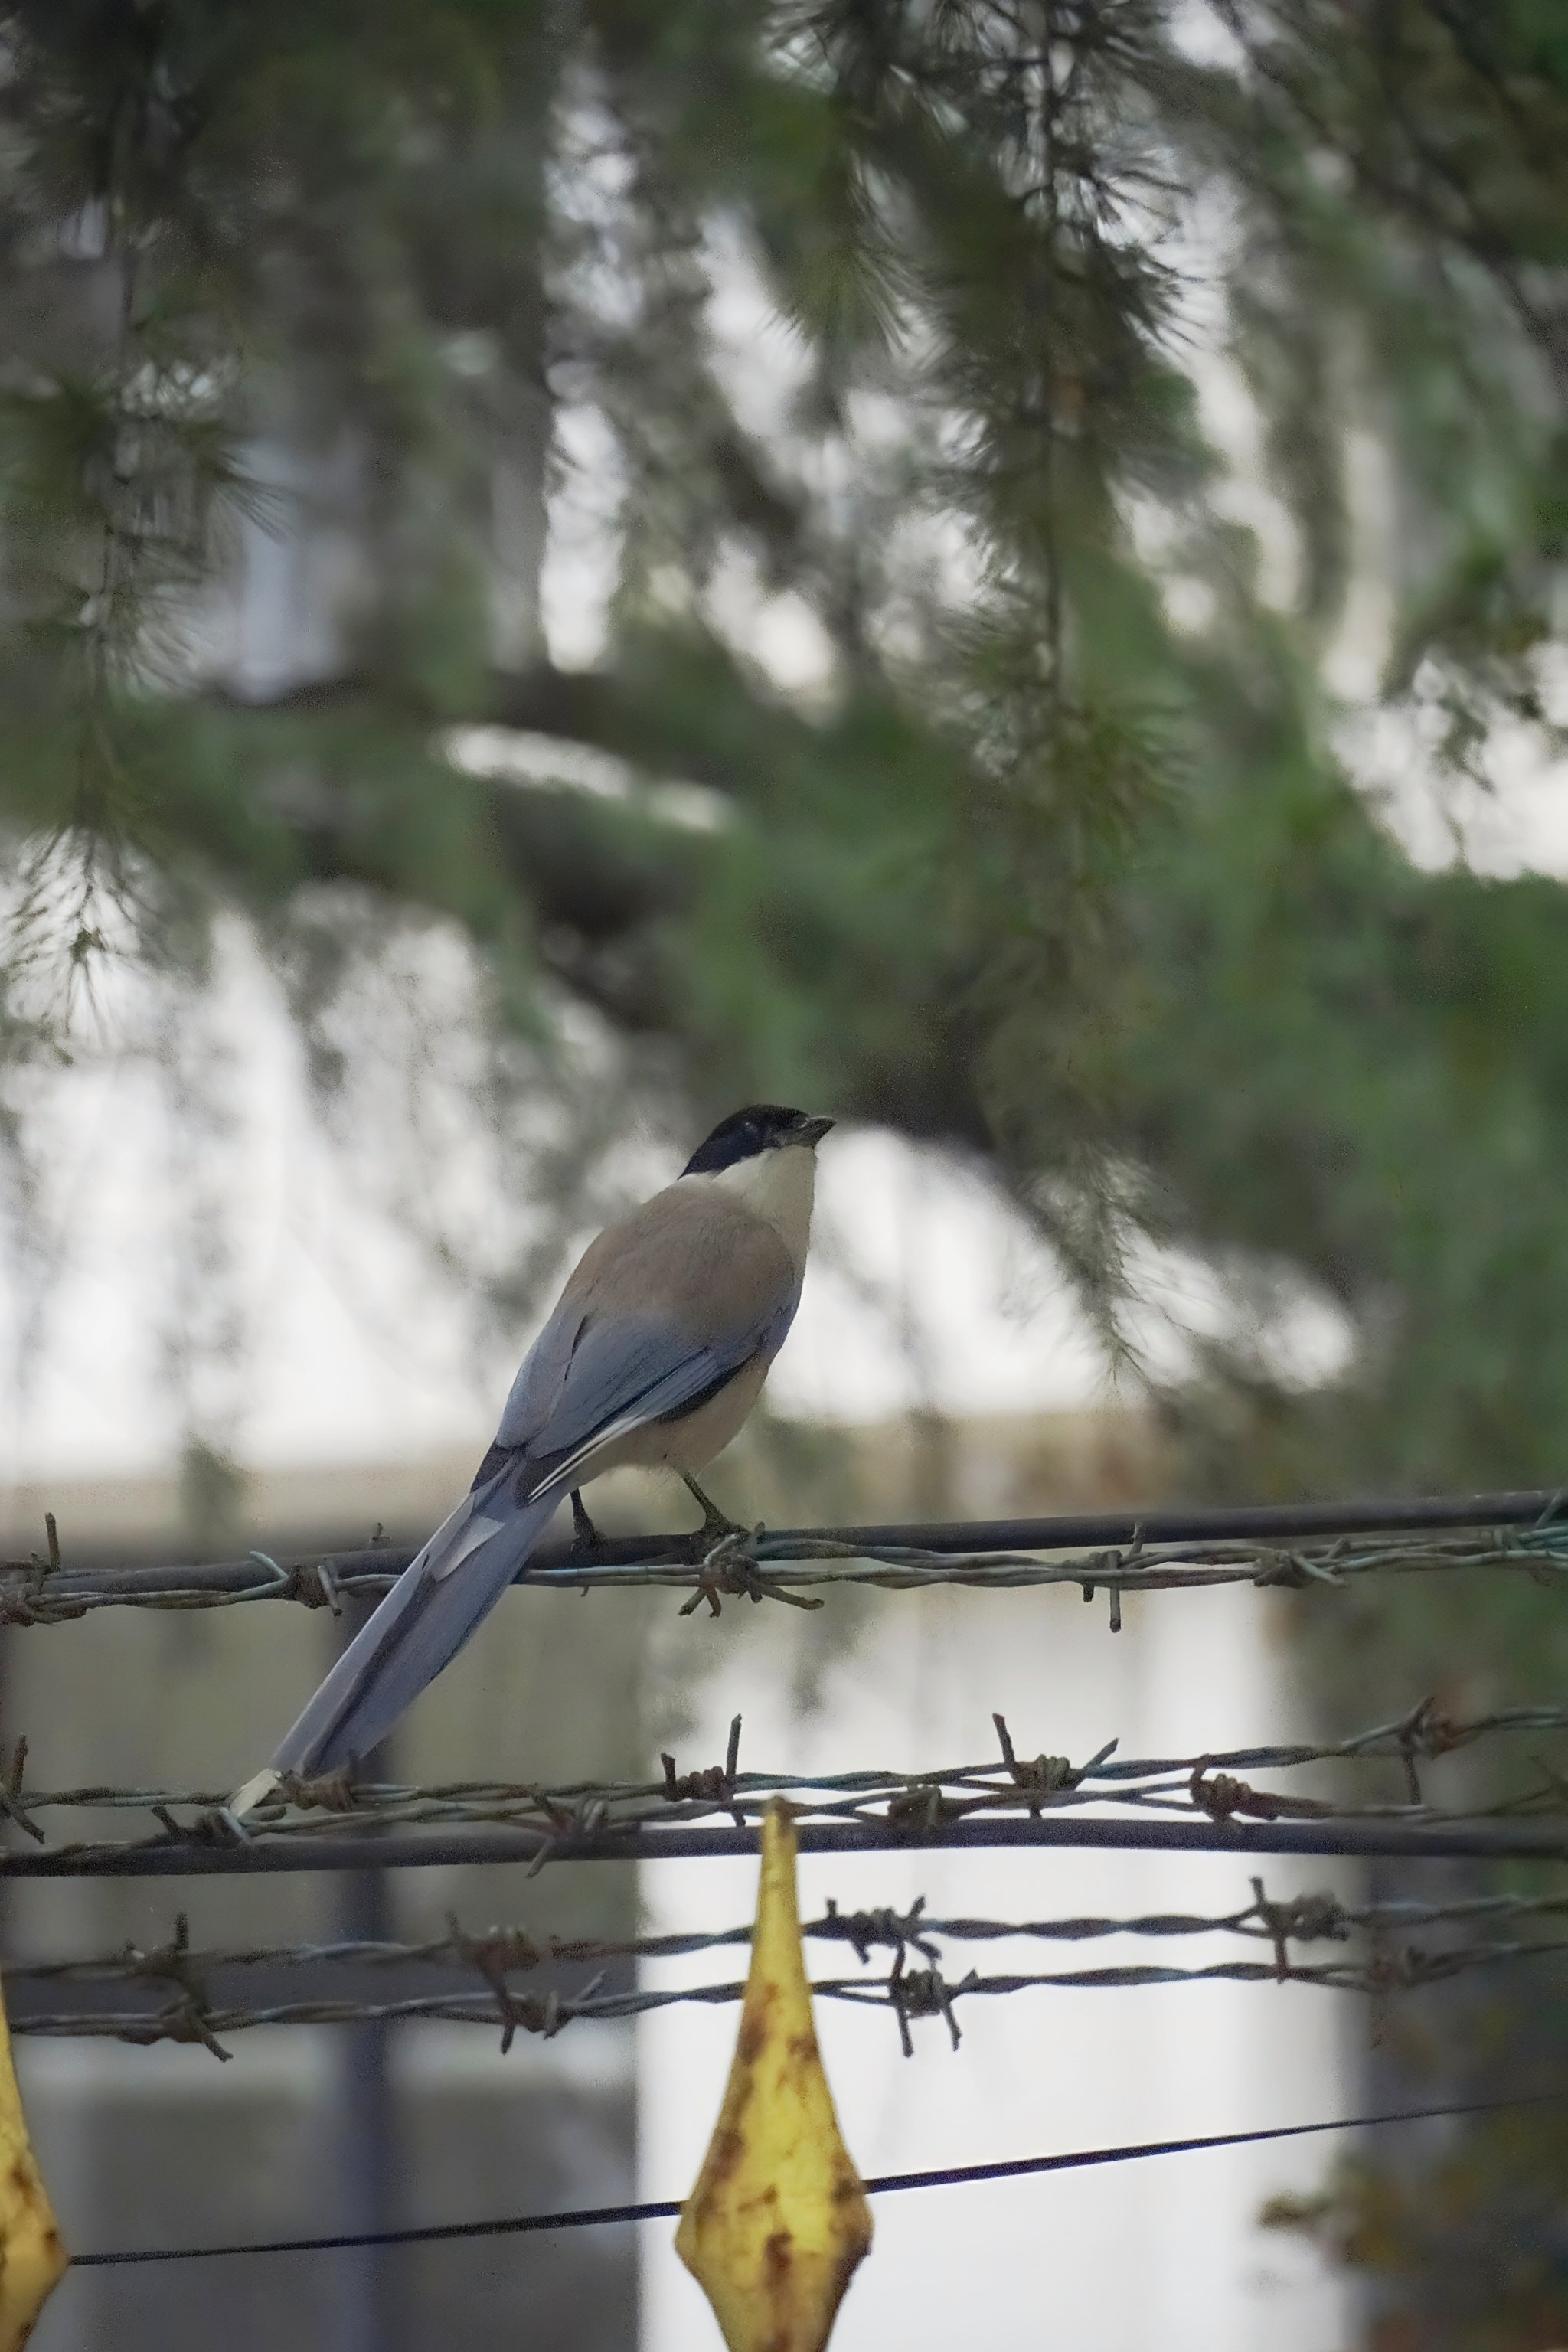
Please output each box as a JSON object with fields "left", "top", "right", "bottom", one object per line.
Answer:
{"left": 6, "top": 1485, "right": 1568, "bottom": 1622}
{"left": 3, "top": 1492, "right": 1568, "bottom": 2020}
{"left": 4, "top": 1687, "right": 1568, "bottom": 1875}
{"left": 11, "top": 1875, "right": 1568, "bottom": 2057}
{"left": 5, "top": 1485, "right": 1568, "bottom": 2300}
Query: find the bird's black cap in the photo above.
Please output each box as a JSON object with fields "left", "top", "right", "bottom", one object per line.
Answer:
{"left": 682, "top": 1105, "right": 835, "bottom": 1176}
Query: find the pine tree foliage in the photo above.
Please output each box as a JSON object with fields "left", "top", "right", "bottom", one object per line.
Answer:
{"left": 2, "top": 0, "right": 1568, "bottom": 1469}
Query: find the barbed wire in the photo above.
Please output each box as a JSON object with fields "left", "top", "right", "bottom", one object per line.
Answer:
{"left": 0, "top": 1500, "right": 1564, "bottom": 2142}
{"left": 11, "top": 1877, "right": 1568, "bottom": 2056}
{"left": 5, "top": 1489, "right": 1568, "bottom": 1624}
{"left": 3, "top": 1696, "right": 1568, "bottom": 1880}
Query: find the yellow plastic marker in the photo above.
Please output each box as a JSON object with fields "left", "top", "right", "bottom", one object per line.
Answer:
{"left": 677, "top": 1802, "right": 872, "bottom": 2352}
{"left": 0, "top": 1976, "right": 66, "bottom": 2349}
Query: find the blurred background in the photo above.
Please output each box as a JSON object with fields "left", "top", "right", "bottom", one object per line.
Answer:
{"left": 3, "top": 2, "right": 1568, "bottom": 2345}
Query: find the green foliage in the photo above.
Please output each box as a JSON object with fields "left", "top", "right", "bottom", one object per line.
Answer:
{"left": 2, "top": 0, "right": 1567, "bottom": 1372}
{"left": 1263, "top": 1984, "right": 1568, "bottom": 2351}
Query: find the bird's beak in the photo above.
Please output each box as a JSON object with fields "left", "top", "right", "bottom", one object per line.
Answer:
{"left": 798, "top": 1116, "right": 836, "bottom": 1148}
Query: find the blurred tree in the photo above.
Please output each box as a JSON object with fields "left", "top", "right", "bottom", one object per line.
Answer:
{"left": 0, "top": 0, "right": 1553, "bottom": 1302}
{"left": 3, "top": 19, "right": 1568, "bottom": 1436}
{"left": 1260, "top": 1957, "right": 1568, "bottom": 2351}
{"left": 2, "top": 1, "right": 1566, "bottom": 1412}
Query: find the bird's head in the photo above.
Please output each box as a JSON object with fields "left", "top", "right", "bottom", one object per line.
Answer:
{"left": 681, "top": 1104, "right": 835, "bottom": 1176}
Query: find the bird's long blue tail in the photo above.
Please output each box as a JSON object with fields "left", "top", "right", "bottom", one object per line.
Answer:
{"left": 264, "top": 1474, "right": 558, "bottom": 1783}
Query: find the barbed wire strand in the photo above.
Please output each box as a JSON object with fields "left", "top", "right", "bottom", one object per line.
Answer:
{"left": 7, "top": 1695, "right": 1568, "bottom": 1873}
{"left": 69, "top": 2092, "right": 1568, "bottom": 2266}
{"left": 12, "top": 1880, "right": 1568, "bottom": 2052}
{"left": 31, "top": 1877, "right": 1568, "bottom": 1981}
{"left": 18, "top": 1942, "right": 1568, "bottom": 2052}
{"left": 5, "top": 1490, "right": 1568, "bottom": 1623}
{"left": 16, "top": 1695, "right": 1568, "bottom": 1819}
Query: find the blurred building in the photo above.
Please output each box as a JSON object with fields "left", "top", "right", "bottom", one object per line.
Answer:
{"left": 0, "top": 1444, "right": 647, "bottom": 2352}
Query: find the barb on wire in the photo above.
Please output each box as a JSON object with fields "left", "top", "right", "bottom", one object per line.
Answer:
{"left": 11, "top": 1873, "right": 1568, "bottom": 2055}
{"left": 4, "top": 1697, "right": 1568, "bottom": 1886}
{"left": 7, "top": 1490, "right": 1568, "bottom": 1622}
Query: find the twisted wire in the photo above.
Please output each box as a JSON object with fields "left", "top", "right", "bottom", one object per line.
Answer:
{"left": 11, "top": 1876, "right": 1568, "bottom": 2054}
{"left": 1, "top": 1694, "right": 1565, "bottom": 1881}
{"left": 4, "top": 1491, "right": 1568, "bottom": 1623}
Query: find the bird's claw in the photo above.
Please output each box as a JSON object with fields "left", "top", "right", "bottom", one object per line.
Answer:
{"left": 681, "top": 1472, "right": 749, "bottom": 1544}
{"left": 569, "top": 1489, "right": 600, "bottom": 1556}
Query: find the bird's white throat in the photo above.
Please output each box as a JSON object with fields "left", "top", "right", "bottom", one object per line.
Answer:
{"left": 683, "top": 1143, "right": 817, "bottom": 1269}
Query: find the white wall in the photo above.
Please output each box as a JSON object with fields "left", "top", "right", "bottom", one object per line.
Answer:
{"left": 638, "top": 1576, "right": 1354, "bottom": 2352}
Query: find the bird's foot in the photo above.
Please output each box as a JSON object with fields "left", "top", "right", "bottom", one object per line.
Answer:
{"left": 569, "top": 1488, "right": 600, "bottom": 1555}
{"left": 681, "top": 1471, "right": 750, "bottom": 1545}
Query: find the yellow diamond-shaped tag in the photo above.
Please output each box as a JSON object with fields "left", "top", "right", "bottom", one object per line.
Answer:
{"left": 676, "top": 1802, "right": 872, "bottom": 2352}
{"left": 0, "top": 1973, "right": 67, "bottom": 2350}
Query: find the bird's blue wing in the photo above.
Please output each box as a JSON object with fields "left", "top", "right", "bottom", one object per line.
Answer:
{"left": 496, "top": 1290, "right": 799, "bottom": 1493}
{"left": 260, "top": 1285, "right": 801, "bottom": 1785}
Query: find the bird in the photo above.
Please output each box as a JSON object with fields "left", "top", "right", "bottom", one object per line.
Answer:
{"left": 230, "top": 1104, "right": 834, "bottom": 1814}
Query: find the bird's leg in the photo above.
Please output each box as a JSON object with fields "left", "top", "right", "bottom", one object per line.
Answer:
{"left": 680, "top": 1471, "right": 748, "bottom": 1544}
{"left": 569, "top": 1488, "right": 600, "bottom": 1553}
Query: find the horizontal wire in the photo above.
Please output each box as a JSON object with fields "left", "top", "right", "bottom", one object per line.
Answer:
{"left": 69, "top": 2092, "right": 1568, "bottom": 2266}
{"left": 5, "top": 1489, "right": 1568, "bottom": 1620}
{"left": 5, "top": 1694, "right": 1568, "bottom": 1876}
{"left": 12, "top": 1883, "right": 1568, "bottom": 2048}
{"left": 31, "top": 1884, "right": 1543, "bottom": 1982}
{"left": 21, "top": 1699, "right": 1568, "bottom": 1813}
{"left": 12, "top": 1813, "right": 1568, "bottom": 1877}
{"left": 26, "top": 1886, "right": 1568, "bottom": 1973}
{"left": 18, "top": 1941, "right": 1568, "bottom": 2048}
